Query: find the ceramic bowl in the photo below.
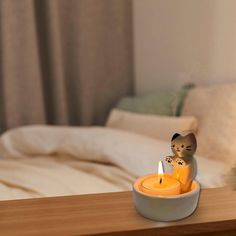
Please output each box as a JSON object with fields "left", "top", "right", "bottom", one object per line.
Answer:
{"left": 133, "top": 176, "right": 200, "bottom": 221}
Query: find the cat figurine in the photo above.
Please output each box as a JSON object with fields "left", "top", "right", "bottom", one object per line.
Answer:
{"left": 165, "top": 132, "right": 197, "bottom": 193}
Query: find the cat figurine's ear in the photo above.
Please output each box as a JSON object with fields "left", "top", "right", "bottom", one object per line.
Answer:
{"left": 185, "top": 133, "right": 197, "bottom": 147}
{"left": 171, "top": 133, "right": 180, "bottom": 141}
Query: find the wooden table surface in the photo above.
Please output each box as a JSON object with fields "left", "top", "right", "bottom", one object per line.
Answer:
{"left": 0, "top": 187, "right": 235, "bottom": 236}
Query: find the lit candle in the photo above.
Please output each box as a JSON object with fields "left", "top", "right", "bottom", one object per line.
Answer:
{"left": 136, "top": 161, "right": 181, "bottom": 196}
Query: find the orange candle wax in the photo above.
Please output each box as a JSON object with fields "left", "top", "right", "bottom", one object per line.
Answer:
{"left": 141, "top": 174, "right": 181, "bottom": 195}
{"left": 137, "top": 173, "right": 181, "bottom": 196}
{"left": 134, "top": 161, "right": 181, "bottom": 196}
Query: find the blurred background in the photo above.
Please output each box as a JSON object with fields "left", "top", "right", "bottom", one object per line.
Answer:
{"left": 1, "top": 0, "right": 236, "bottom": 132}
{"left": 0, "top": 0, "right": 235, "bottom": 200}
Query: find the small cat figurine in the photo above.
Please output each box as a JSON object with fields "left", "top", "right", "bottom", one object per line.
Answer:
{"left": 165, "top": 132, "right": 197, "bottom": 193}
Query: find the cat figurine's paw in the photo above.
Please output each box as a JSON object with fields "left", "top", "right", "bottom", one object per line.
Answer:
{"left": 165, "top": 156, "right": 174, "bottom": 165}
{"left": 175, "top": 158, "right": 186, "bottom": 167}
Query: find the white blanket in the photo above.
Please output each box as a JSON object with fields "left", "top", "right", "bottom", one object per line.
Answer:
{"left": 0, "top": 126, "right": 229, "bottom": 200}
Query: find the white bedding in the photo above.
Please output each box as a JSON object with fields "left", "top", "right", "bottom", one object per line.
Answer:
{"left": 0, "top": 125, "right": 230, "bottom": 200}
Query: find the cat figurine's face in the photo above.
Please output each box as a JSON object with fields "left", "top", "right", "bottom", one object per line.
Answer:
{"left": 171, "top": 133, "right": 197, "bottom": 159}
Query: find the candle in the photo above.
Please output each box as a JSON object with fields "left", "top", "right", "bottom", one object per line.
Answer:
{"left": 136, "top": 161, "right": 181, "bottom": 196}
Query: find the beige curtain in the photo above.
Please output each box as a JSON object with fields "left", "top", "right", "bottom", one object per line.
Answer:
{"left": 0, "top": 0, "right": 133, "bottom": 133}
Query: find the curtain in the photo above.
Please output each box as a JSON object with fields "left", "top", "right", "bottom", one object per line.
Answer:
{"left": 0, "top": 0, "right": 133, "bottom": 133}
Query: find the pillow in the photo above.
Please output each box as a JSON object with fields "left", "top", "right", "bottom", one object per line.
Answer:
{"left": 116, "top": 83, "right": 195, "bottom": 116}
{"left": 106, "top": 109, "right": 198, "bottom": 141}
{"left": 182, "top": 83, "right": 236, "bottom": 165}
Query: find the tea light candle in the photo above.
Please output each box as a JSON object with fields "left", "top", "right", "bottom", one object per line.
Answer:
{"left": 136, "top": 161, "right": 181, "bottom": 196}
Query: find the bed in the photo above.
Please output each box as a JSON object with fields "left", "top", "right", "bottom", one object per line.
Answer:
{"left": 0, "top": 125, "right": 229, "bottom": 201}
{"left": 0, "top": 83, "right": 235, "bottom": 200}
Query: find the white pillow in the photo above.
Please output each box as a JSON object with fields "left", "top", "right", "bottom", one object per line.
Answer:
{"left": 182, "top": 83, "right": 236, "bottom": 165}
{"left": 106, "top": 109, "right": 198, "bottom": 141}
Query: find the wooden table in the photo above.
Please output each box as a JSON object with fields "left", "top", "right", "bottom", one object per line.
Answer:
{"left": 0, "top": 187, "right": 235, "bottom": 236}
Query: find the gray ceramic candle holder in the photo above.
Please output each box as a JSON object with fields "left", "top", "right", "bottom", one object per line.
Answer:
{"left": 133, "top": 179, "right": 201, "bottom": 221}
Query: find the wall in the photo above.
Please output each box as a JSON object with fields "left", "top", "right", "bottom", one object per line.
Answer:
{"left": 133, "top": 0, "right": 236, "bottom": 95}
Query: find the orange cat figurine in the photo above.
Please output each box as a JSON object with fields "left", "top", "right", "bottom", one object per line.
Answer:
{"left": 165, "top": 132, "right": 197, "bottom": 193}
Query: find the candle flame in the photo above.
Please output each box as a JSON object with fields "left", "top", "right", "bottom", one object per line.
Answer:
{"left": 158, "top": 161, "right": 164, "bottom": 184}
{"left": 158, "top": 161, "right": 164, "bottom": 175}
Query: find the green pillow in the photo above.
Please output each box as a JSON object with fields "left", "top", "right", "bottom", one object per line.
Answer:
{"left": 116, "top": 83, "right": 194, "bottom": 116}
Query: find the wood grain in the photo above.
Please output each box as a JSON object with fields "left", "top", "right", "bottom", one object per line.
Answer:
{"left": 0, "top": 187, "right": 235, "bottom": 236}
